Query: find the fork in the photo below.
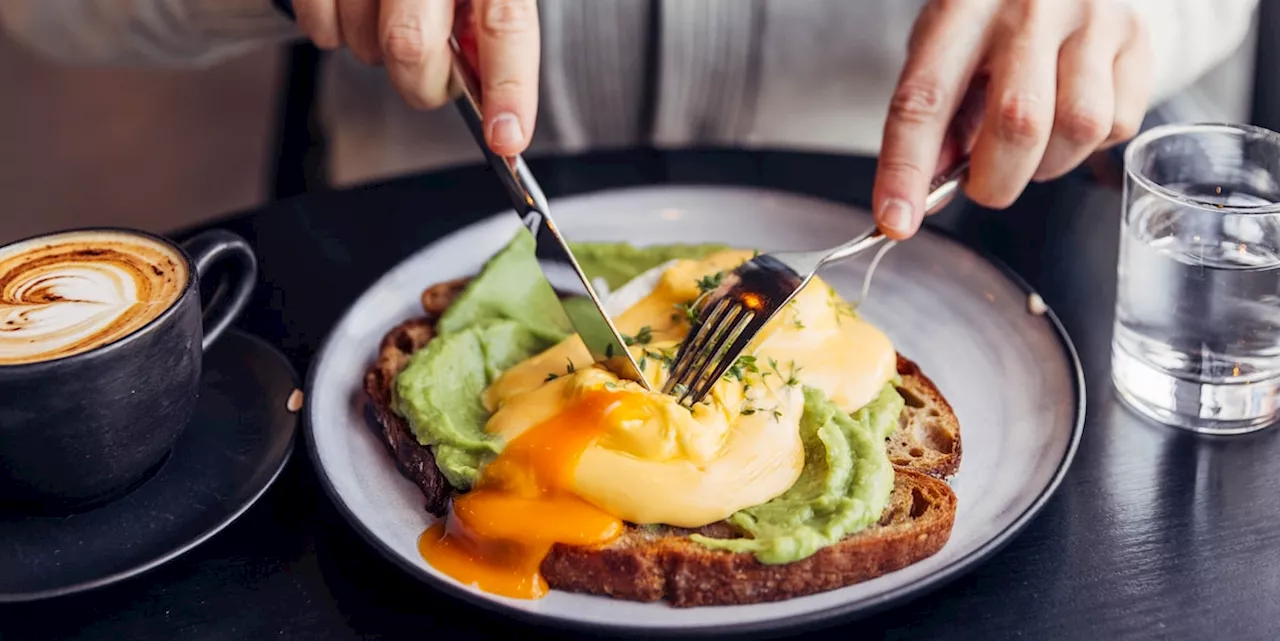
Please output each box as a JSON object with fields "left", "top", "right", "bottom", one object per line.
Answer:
{"left": 661, "top": 159, "right": 970, "bottom": 407}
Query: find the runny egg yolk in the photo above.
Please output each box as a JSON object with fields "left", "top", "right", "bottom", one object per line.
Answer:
{"left": 417, "top": 389, "right": 627, "bottom": 599}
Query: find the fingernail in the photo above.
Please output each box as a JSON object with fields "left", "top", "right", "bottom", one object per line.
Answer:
{"left": 488, "top": 112, "right": 523, "bottom": 149}
{"left": 878, "top": 198, "right": 915, "bottom": 234}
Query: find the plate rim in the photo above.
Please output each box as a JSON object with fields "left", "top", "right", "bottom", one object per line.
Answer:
{"left": 0, "top": 329, "right": 301, "bottom": 604}
{"left": 303, "top": 184, "right": 1086, "bottom": 637}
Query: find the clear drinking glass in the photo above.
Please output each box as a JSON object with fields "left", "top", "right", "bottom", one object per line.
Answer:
{"left": 1113, "top": 123, "right": 1280, "bottom": 434}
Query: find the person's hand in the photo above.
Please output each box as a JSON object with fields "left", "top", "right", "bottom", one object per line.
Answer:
{"left": 873, "top": 0, "right": 1153, "bottom": 239}
{"left": 292, "top": 0, "right": 539, "bottom": 156}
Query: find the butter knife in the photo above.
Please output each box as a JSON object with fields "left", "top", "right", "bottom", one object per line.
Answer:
{"left": 446, "top": 25, "right": 650, "bottom": 388}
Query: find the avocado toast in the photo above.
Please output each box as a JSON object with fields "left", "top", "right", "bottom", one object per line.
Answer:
{"left": 363, "top": 237, "right": 961, "bottom": 607}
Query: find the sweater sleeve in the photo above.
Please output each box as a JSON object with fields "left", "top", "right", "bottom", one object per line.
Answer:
{"left": 1, "top": 0, "right": 1262, "bottom": 96}
{"left": 0, "top": 0, "right": 299, "bottom": 67}
{"left": 1122, "top": 0, "right": 1261, "bottom": 104}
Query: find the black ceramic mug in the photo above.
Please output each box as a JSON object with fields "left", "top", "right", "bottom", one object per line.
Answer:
{"left": 0, "top": 227, "right": 257, "bottom": 511}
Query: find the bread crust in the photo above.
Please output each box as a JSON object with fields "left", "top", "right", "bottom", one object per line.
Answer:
{"left": 362, "top": 278, "right": 962, "bottom": 606}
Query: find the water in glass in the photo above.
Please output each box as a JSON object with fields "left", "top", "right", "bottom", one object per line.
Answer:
{"left": 1113, "top": 179, "right": 1280, "bottom": 433}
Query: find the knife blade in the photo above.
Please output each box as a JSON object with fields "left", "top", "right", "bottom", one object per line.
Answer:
{"left": 445, "top": 23, "right": 650, "bottom": 389}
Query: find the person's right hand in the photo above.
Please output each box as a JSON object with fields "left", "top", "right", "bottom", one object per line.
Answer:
{"left": 872, "top": 0, "right": 1153, "bottom": 240}
{"left": 293, "top": 0, "right": 540, "bottom": 156}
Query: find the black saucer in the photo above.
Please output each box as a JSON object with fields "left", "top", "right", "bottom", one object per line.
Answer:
{"left": 0, "top": 330, "right": 298, "bottom": 602}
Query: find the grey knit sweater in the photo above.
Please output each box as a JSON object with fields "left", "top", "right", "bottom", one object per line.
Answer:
{"left": 0, "top": 0, "right": 1261, "bottom": 186}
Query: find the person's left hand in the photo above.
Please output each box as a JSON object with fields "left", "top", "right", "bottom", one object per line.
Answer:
{"left": 873, "top": 0, "right": 1154, "bottom": 239}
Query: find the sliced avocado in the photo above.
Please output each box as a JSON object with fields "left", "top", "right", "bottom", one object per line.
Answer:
{"left": 436, "top": 232, "right": 572, "bottom": 343}
{"left": 392, "top": 318, "right": 546, "bottom": 490}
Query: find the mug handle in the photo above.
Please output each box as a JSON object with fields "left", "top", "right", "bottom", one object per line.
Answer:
{"left": 181, "top": 230, "right": 258, "bottom": 351}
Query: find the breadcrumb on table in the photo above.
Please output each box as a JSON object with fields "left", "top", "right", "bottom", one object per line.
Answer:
{"left": 1027, "top": 293, "right": 1047, "bottom": 316}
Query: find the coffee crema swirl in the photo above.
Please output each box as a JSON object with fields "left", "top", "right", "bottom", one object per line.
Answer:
{"left": 0, "top": 231, "right": 188, "bottom": 365}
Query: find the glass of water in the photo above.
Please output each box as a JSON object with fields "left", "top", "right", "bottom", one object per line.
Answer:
{"left": 1113, "top": 122, "right": 1280, "bottom": 434}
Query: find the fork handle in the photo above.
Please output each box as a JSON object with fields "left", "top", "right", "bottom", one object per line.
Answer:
{"left": 925, "top": 157, "right": 970, "bottom": 215}
{"left": 823, "top": 157, "right": 970, "bottom": 264}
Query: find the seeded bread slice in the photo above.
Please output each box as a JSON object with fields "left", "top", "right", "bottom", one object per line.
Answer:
{"left": 362, "top": 278, "right": 962, "bottom": 606}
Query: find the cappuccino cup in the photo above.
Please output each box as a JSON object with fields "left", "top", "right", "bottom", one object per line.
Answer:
{"left": 0, "top": 227, "right": 257, "bottom": 511}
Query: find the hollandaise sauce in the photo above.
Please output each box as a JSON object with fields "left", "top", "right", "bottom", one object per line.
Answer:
{"left": 417, "top": 390, "right": 625, "bottom": 599}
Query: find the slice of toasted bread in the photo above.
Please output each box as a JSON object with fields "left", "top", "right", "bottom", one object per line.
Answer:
{"left": 362, "top": 278, "right": 962, "bottom": 606}
{"left": 539, "top": 468, "right": 956, "bottom": 606}
{"left": 890, "top": 357, "right": 962, "bottom": 478}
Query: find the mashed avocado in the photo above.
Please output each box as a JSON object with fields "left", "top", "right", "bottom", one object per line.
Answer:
{"left": 690, "top": 384, "right": 903, "bottom": 563}
{"left": 568, "top": 241, "right": 729, "bottom": 290}
{"left": 392, "top": 230, "right": 906, "bottom": 565}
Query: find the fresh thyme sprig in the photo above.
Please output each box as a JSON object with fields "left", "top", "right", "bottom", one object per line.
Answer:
{"left": 673, "top": 301, "right": 700, "bottom": 325}
{"left": 622, "top": 325, "right": 653, "bottom": 347}
{"left": 827, "top": 285, "right": 857, "bottom": 324}
{"left": 725, "top": 354, "right": 761, "bottom": 382}
{"left": 696, "top": 271, "right": 725, "bottom": 294}
{"left": 545, "top": 357, "right": 578, "bottom": 382}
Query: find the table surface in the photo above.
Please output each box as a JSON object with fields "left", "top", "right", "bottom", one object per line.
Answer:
{"left": 4, "top": 149, "right": 1279, "bottom": 641}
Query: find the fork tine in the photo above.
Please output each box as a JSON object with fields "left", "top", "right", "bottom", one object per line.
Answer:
{"left": 676, "top": 304, "right": 749, "bottom": 392}
{"left": 670, "top": 299, "right": 742, "bottom": 394}
{"left": 662, "top": 298, "right": 732, "bottom": 395}
{"left": 679, "top": 309, "right": 756, "bottom": 405}
{"left": 673, "top": 305, "right": 752, "bottom": 404}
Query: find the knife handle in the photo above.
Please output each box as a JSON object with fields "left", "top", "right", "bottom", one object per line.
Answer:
{"left": 447, "top": 2, "right": 555, "bottom": 230}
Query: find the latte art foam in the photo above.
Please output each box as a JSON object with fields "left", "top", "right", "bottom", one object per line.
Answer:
{"left": 0, "top": 231, "right": 188, "bottom": 365}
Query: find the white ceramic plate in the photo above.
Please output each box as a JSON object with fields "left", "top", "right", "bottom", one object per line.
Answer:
{"left": 305, "top": 186, "right": 1084, "bottom": 636}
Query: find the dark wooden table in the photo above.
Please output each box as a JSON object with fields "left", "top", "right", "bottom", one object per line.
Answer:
{"left": 4, "top": 149, "right": 1279, "bottom": 640}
